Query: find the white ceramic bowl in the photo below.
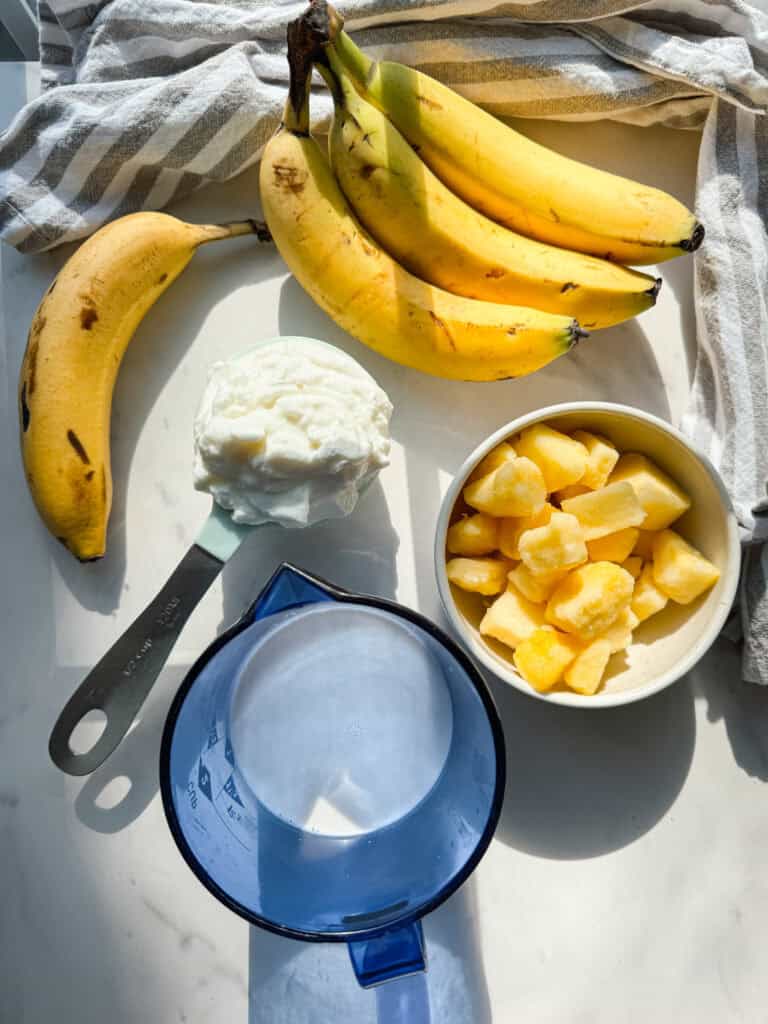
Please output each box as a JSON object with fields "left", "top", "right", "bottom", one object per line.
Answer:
{"left": 435, "top": 402, "right": 740, "bottom": 707}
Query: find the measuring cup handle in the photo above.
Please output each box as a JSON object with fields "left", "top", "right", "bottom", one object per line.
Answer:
{"left": 48, "top": 543, "right": 223, "bottom": 776}
{"left": 349, "top": 921, "right": 431, "bottom": 1024}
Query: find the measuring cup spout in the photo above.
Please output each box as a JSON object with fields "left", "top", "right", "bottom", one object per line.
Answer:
{"left": 243, "top": 562, "right": 342, "bottom": 623}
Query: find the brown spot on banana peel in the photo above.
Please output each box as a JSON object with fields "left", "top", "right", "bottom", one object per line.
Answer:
{"left": 20, "top": 382, "right": 30, "bottom": 431}
{"left": 30, "top": 313, "right": 47, "bottom": 338}
{"left": 25, "top": 313, "right": 47, "bottom": 389}
{"left": 26, "top": 339, "right": 39, "bottom": 394}
{"left": 485, "top": 268, "right": 506, "bottom": 279}
{"left": 85, "top": 470, "right": 95, "bottom": 481}
{"left": 550, "top": 208, "right": 561, "bottom": 223}
{"left": 273, "top": 163, "right": 307, "bottom": 194}
{"left": 560, "top": 282, "right": 578, "bottom": 294}
{"left": 157, "top": 272, "right": 168, "bottom": 285}
{"left": 66, "top": 429, "right": 90, "bottom": 464}
{"left": 80, "top": 304, "right": 99, "bottom": 330}
{"left": 360, "top": 164, "right": 376, "bottom": 179}
{"left": 428, "top": 310, "right": 456, "bottom": 350}
{"left": 417, "top": 94, "right": 442, "bottom": 112}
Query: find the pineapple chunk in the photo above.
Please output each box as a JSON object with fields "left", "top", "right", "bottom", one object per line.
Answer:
{"left": 498, "top": 504, "right": 554, "bottom": 559}
{"left": 586, "top": 527, "right": 639, "bottom": 564}
{"left": 508, "top": 563, "right": 567, "bottom": 604}
{"left": 447, "top": 557, "right": 508, "bottom": 595}
{"left": 546, "top": 562, "right": 634, "bottom": 639}
{"left": 518, "top": 511, "right": 587, "bottom": 575}
{"left": 446, "top": 513, "right": 499, "bottom": 556}
{"left": 651, "top": 530, "right": 720, "bottom": 604}
{"left": 553, "top": 483, "right": 591, "bottom": 504}
{"left": 632, "top": 530, "right": 659, "bottom": 560}
{"left": 599, "top": 607, "right": 639, "bottom": 653}
{"left": 564, "top": 638, "right": 612, "bottom": 695}
{"left": 480, "top": 584, "right": 547, "bottom": 648}
{"left": 571, "top": 430, "right": 619, "bottom": 489}
{"left": 608, "top": 454, "right": 691, "bottom": 530}
{"left": 464, "top": 457, "right": 546, "bottom": 517}
{"left": 621, "top": 555, "right": 643, "bottom": 580}
{"left": 631, "top": 562, "right": 669, "bottom": 622}
{"left": 513, "top": 627, "right": 581, "bottom": 692}
{"left": 560, "top": 481, "right": 644, "bottom": 541}
{"left": 468, "top": 441, "right": 517, "bottom": 482}
{"left": 515, "top": 423, "right": 588, "bottom": 492}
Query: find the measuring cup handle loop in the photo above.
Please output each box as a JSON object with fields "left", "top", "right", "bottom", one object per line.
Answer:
{"left": 348, "top": 920, "right": 426, "bottom": 987}
{"left": 349, "top": 922, "right": 431, "bottom": 1024}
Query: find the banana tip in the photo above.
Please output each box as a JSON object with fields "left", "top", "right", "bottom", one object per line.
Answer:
{"left": 569, "top": 322, "right": 589, "bottom": 346}
{"left": 680, "top": 222, "right": 705, "bottom": 253}
{"left": 249, "top": 219, "right": 272, "bottom": 243}
{"left": 647, "top": 277, "right": 663, "bottom": 301}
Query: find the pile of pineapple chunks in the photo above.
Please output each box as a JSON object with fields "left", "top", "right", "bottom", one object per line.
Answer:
{"left": 446, "top": 421, "right": 720, "bottom": 696}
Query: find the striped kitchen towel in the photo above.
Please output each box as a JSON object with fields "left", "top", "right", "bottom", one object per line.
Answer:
{"left": 2, "top": 0, "right": 767, "bottom": 682}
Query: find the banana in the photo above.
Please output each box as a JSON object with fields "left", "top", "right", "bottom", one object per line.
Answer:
{"left": 19, "top": 212, "right": 266, "bottom": 561}
{"left": 306, "top": 2, "right": 703, "bottom": 265}
{"left": 260, "top": 64, "right": 585, "bottom": 389}
{"left": 319, "top": 55, "right": 660, "bottom": 329}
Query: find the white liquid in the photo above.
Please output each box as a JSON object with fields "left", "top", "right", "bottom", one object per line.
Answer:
{"left": 228, "top": 604, "right": 454, "bottom": 837}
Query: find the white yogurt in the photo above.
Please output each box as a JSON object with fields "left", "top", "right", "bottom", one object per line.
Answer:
{"left": 193, "top": 338, "right": 392, "bottom": 527}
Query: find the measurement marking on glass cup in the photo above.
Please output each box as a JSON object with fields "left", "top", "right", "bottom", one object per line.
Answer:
{"left": 212, "top": 801, "right": 250, "bottom": 851}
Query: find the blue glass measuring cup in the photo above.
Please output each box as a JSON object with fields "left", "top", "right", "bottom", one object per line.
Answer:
{"left": 160, "top": 564, "right": 505, "bottom": 1023}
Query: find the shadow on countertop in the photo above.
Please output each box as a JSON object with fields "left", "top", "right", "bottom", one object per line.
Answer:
{"left": 248, "top": 880, "right": 492, "bottom": 1024}
{"left": 488, "top": 670, "right": 696, "bottom": 860}
{"left": 691, "top": 635, "right": 768, "bottom": 781}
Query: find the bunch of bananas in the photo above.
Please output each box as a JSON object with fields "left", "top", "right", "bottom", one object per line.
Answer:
{"left": 18, "top": 1, "right": 702, "bottom": 563}
{"left": 260, "top": 2, "right": 702, "bottom": 383}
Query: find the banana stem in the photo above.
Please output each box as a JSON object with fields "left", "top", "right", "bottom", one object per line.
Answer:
{"left": 332, "top": 28, "right": 373, "bottom": 85}
{"left": 193, "top": 220, "right": 272, "bottom": 245}
{"left": 314, "top": 51, "right": 344, "bottom": 106}
{"left": 284, "top": 17, "right": 314, "bottom": 135}
{"left": 292, "top": 2, "right": 372, "bottom": 87}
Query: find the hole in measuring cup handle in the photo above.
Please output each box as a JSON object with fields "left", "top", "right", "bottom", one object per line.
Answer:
{"left": 68, "top": 708, "right": 108, "bottom": 755}
{"left": 348, "top": 920, "right": 426, "bottom": 988}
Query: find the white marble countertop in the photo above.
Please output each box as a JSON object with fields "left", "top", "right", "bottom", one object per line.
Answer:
{"left": 3, "top": 61, "right": 768, "bottom": 1024}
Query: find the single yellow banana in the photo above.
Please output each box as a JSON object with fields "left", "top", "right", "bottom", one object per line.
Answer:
{"left": 19, "top": 212, "right": 265, "bottom": 561}
{"left": 308, "top": 2, "right": 702, "bottom": 265}
{"left": 260, "top": 75, "right": 585, "bottom": 387}
{"left": 320, "top": 56, "right": 660, "bottom": 328}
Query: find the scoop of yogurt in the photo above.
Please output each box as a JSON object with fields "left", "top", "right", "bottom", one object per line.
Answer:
{"left": 193, "top": 338, "right": 392, "bottom": 528}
